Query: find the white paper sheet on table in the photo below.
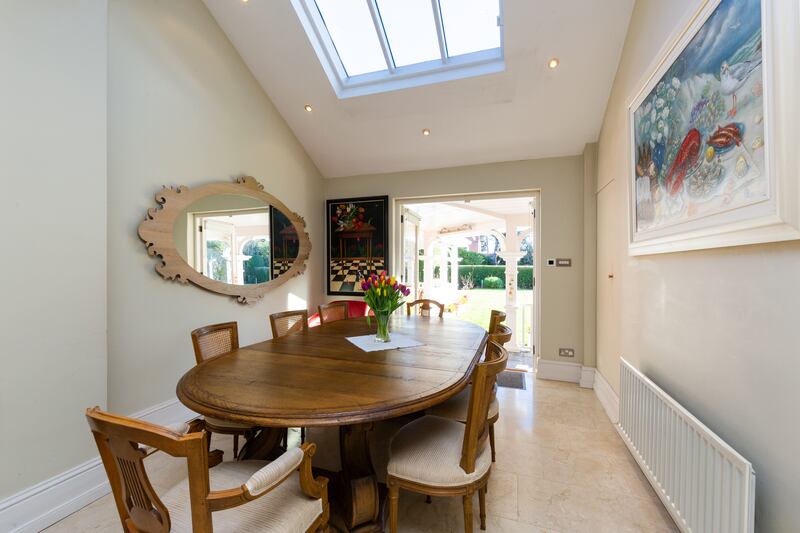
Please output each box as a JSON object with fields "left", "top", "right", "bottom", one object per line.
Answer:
{"left": 345, "top": 333, "right": 424, "bottom": 352}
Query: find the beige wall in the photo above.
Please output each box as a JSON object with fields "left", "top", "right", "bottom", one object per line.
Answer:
{"left": 596, "top": 0, "right": 800, "bottom": 530}
{"left": 107, "top": 0, "right": 324, "bottom": 416}
{"left": 0, "top": 1, "right": 108, "bottom": 498}
{"left": 326, "top": 156, "right": 586, "bottom": 364}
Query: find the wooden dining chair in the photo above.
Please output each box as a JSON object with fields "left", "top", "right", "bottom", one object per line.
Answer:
{"left": 191, "top": 322, "right": 258, "bottom": 459}
{"left": 270, "top": 309, "right": 309, "bottom": 338}
{"left": 488, "top": 309, "right": 507, "bottom": 335}
{"left": 426, "top": 326, "right": 512, "bottom": 462}
{"left": 85, "top": 407, "right": 329, "bottom": 533}
{"left": 318, "top": 302, "right": 348, "bottom": 324}
{"left": 387, "top": 341, "right": 508, "bottom": 533}
{"left": 406, "top": 299, "right": 445, "bottom": 318}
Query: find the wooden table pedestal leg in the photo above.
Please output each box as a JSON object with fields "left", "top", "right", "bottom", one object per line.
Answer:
{"left": 238, "top": 427, "right": 285, "bottom": 461}
{"left": 340, "top": 423, "right": 380, "bottom": 532}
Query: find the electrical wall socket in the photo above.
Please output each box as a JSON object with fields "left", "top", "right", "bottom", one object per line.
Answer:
{"left": 558, "top": 348, "right": 575, "bottom": 357}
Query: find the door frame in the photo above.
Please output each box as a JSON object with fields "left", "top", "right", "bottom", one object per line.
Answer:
{"left": 392, "top": 190, "right": 541, "bottom": 356}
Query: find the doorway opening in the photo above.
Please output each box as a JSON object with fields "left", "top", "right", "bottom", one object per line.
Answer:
{"left": 395, "top": 192, "right": 539, "bottom": 372}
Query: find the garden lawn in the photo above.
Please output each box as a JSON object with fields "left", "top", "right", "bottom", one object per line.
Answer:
{"left": 452, "top": 289, "right": 534, "bottom": 333}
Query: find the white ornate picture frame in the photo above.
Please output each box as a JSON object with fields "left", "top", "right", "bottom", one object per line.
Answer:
{"left": 626, "top": 0, "right": 799, "bottom": 255}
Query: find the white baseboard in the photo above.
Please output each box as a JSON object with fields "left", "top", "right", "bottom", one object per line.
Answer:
{"left": 579, "top": 367, "right": 595, "bottom": 388}
{"left": 593, "top": 369, "right": 619, "bottom": 424}
{"left": 0, "top": 398, "right": 197, "bottom": 533}
{"left": 536, "top": 359, "right": 583, "bottom": 383}
{"left": 0, "top": 457, "right": 109, "bottom": 533}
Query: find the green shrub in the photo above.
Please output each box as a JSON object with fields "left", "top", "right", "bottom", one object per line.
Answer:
{"left": 458, "top": 248, "right": 488, "bottom": 265}
{"left": 482, "top": 276, "right": 503, "bottom": 289}
{"left": 517, "top": 267, "right": 533, "bottom": 290}
{"left": 456, "top": 265, "right": 534, "bottom": 289}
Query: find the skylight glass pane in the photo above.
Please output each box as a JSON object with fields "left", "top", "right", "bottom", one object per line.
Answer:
{"left": 439, "top": 0, "right": 500, "bottom": 57}
{"left": 377, "top": 0, "right": 441, "bottom": 67}
{"left": 315, "top": 0, "right": 387, "bottom": 76}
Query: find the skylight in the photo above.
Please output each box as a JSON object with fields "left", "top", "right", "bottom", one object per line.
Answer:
{"left": 292, "top": 0, "right": 504, "bottom": 98}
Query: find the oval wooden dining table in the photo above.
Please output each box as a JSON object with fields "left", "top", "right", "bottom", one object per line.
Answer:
{"left": 177, "top": 314, "right": 488, "bottom": 532}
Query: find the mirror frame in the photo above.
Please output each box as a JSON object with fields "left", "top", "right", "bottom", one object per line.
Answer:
{"left": 138, "top": 176, "right": 311, "bottom": 303}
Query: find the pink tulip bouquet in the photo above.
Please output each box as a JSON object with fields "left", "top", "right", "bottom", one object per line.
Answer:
{"left": 360, "top": 272, "right": 410, "bottom": 342}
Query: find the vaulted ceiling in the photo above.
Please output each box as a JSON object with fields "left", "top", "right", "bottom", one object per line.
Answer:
{"left": 204, "top": 0, "right": 634, "bottom": 178}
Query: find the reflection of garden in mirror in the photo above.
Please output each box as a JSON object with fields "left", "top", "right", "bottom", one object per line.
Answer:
{"left": 173, "top": 194, "right": 299, "bottom": 286}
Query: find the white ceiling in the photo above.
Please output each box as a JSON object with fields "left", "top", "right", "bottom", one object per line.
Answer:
{"left": 204, "top": 0, "right": 633, "bottom": 178}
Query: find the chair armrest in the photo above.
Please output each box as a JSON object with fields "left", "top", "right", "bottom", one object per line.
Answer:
{"left": 207, "top": 443, "right": 326, "bottom": 512}
{"left": 244, "top": 447, "right": 304, "bottom": 497}
{"left": 297, "top": 443, "right": 328, "bottom": 500}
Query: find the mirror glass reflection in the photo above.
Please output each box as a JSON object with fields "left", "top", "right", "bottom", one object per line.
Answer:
{"left": 173, "top": 194, "right": 299, "bottom": 286}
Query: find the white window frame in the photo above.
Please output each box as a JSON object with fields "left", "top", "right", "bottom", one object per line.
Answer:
{"left": 291, "top": 0, "right": 505, "bottom": 99}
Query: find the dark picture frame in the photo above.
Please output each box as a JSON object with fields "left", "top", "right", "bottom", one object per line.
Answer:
{"left": 326, "top": 196, "right": 389, "bottom": 296}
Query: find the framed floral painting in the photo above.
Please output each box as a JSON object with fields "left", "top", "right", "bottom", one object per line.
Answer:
{"left": 326, "top": 196, "right": 389, "bottom": 295}
{"left": 627, "top": 0, "right": 800, "bottom": 254}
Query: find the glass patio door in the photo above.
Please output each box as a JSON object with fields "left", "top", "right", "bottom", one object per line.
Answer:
{"left": 400, "top": 208, "right": 421, "bottom": 299}
{"left": 200, "top": 219, "right": 235, "bottom": 283}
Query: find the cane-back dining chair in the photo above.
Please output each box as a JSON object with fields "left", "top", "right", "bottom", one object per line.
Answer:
{"left": 86, "top": 407, "right": 330, "bottom": 532}
{"left": 387, "top": 340, "right": 508, "bottom": 532}
{"left": 269, "top": 310, "right": 309, "bottom": 338}
{"left": 317, "top": 302, "right": 348, "bottom": 325}
{"left": 191, "top": 322, "right": 258, "bottom": 459}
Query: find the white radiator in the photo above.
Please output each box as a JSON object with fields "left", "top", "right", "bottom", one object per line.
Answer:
{"left": 618, "top": 359, "right": 755, "bottom": 533}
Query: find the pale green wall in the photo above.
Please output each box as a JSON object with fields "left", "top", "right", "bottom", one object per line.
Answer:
{"left": 107, "top": 0, "right": 325, "bottom": 416}
{"left": 325, "top": 156, "right": 586, "bottom": 364}
{"left": 0, "top": 1, "right": 108, "bottom": 498}
{"left": 596, "top": 1, "right": 800, "bottom": 530}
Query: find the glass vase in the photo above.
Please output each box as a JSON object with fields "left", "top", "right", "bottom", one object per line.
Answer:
{"left": 374, "top": 311, "right": 391, "bottom": 343}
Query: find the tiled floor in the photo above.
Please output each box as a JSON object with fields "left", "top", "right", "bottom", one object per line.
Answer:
{"left": 46, "top": 374, "right": 677, "bottom": 532}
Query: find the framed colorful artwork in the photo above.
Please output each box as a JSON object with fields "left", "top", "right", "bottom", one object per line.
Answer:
{"left": 326, "top": 196, "right": 389, "bottom": 295}
{"left": 627, "top": 0, "right": 799, "bottom": 255}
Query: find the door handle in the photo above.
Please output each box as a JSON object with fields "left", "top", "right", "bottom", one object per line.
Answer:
{"left": 608, "top": 273, "right": 614, "bottom": 279}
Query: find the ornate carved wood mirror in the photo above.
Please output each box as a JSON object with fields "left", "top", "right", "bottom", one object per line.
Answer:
{"left": 138, "top": 176, "right": 311, "bottom": 303}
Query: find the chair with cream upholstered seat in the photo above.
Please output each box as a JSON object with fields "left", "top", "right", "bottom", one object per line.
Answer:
{"left": 191, "top": 322, "right": 259, "bottom": 459}
{"left": 318, "top": 302, "right": 348, "bottom": 325}
{"left": 86, "top": 407, "right": 330, "bottom": 533}
{"left": 406, "top": 299, "right": 445, "bottom": 318}
{"left": 427, "top": 325, "right": 512, "bottom": 462}
{"left": 387, "top": 340, "right": 508, "bottom": 533}
{"left": 269, "top": 309, "right": 309, "bottom": 338}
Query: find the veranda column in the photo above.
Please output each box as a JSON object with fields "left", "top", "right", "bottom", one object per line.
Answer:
{"left": 497, "top": 226, "right": 523, "bottom": 352}
{"left": 448, "top": 244, "right": 459, "bottom": 293}
{"left": 423, "top": 247, "right": 434, "bottom": 299}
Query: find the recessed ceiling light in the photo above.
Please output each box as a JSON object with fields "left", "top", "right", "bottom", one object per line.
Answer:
{"left": 422, "top": 128, "right": 431, "bottom": 136}
{"left": 304, "top": 104, "right": 313, "bottom": 112}
{"left": 548, "top": 58, "right": 560, "bottom": 69}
